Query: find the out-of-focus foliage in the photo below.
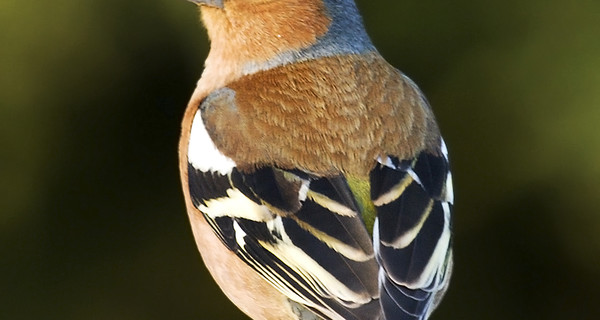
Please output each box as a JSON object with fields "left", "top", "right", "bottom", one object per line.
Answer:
{"left": 1, "top": 0, "right": 598, "bottom": 319}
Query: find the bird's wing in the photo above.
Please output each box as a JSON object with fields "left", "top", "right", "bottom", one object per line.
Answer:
{"left": 187, "top": 88, "right": 383, "bottom": 319}
{"left": 371, "top": 140, "right": 453, "bottom": 320}
{"left": 188, "top": 164, "right": 382, "bottom": 320}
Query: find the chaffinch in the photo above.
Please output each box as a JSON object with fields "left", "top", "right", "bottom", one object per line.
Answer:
{"left": 179, "top": 0, "right": 453, "bottom": 319}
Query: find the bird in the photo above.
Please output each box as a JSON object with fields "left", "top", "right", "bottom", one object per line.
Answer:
{"left": 178, "top": 0, "right": 454, "bottom": 319}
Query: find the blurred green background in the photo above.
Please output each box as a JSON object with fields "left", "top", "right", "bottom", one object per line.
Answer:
{"left": 2, "top": 0, "right": 599, "bottom": 319}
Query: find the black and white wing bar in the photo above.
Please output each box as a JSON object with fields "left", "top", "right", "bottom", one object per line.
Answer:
{"left": 371, "top": 139, "right": 453, "bottom": 320}
{"left": 188, "top": 163, "right": 382, "bottom": 320}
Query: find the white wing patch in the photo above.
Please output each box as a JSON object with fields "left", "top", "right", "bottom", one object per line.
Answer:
{"left": 405, "top": 213, "right": 451, "bottom": 290}
{"left": 387, "top": 200, "right": 434, "bottom": 250}
{"left": 372, "top": 174, "right": 413, "bottom": 207}
{"left": 200, "top": 188, "right": 273, "bottom": 222}
{"left": 440, "top": 138, "right": 449, "bottom": 159}
{"left": 188, "top": 109, "right": 236, "bottom": 174}
{"left": 440, "top": 138, "right": 454, "bottom": 204}
{"left": 444, "top": 172, "right": 454, "bottom": 204}
{"left": 260, "top": 217, "right": 374, "bottom": 306}
{"left": 306, "top": 191, "right": 357, "bottom": 217}
{"left": 376, "top": 156, "right": 396, "bottom": 169}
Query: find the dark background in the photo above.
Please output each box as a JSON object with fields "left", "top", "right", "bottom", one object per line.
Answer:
{"left": 2, "top": 1, "right": 599, "bottom": 319}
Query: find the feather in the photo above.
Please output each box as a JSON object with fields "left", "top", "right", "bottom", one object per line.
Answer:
{"left": 371, "top": 146, "right": 453, "bottom": 320}
{"left": 188, "top": 159, "right": 382, "bottom": 319}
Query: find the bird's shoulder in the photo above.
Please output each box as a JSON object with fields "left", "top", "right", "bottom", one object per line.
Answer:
{"left": 198, "top": 52, "right": 440, "bottom": 176}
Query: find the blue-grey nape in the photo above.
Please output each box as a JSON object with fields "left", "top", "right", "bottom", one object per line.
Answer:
{"left": 317, "top": 0, "right": 375, "bottom": 54}
{"left": 242, "top": 0, "right": 376, "bottom": 75}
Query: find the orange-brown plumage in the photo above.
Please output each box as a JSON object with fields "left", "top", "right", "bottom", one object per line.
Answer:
{"left": 202, "top": 52, "right": 440, "bottom": 176}
{"left": 195, "top": 0, "right": 330, "bottom": 98}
